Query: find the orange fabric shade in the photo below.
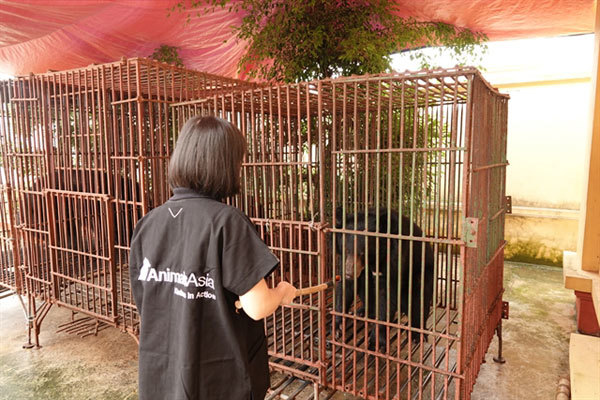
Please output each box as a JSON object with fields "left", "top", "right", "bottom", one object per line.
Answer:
{"left": 0, "top": 0, "right": 594, "bottom": 78}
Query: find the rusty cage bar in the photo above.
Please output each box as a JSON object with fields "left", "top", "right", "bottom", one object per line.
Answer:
{"left": 1, "top": 81, "right": 21, "bottom": 295}
{"left": 171, "top": 83, "right": 333, "bottom": 388}
{"left": 0, "top": 58, "right": 254, "bottom": 342}
{"left": 170, "top": 68, "right": 509, "bottom": 399}
{"left": 0, "top": 62, "right": 508, "bottom": 399}
{"left": 325, "top": 70, "right": 508, "bottom": 400}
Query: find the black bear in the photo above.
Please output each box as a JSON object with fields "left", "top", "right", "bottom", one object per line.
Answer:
{"left": 334, "top": 207, "right": 435, "bottom": 350}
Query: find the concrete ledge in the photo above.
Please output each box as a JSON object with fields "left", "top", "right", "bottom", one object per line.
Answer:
{"left": 564, "top": 262, "right": 596, "bottom": 293}
{"left": 569, "top": 333, "right": 600, "bottom": 400}
{"left": 509, "top": 205, "right": 579, "bottom": 220}
{"left": 564, "top": 251, "right": 600, "bottom": 329}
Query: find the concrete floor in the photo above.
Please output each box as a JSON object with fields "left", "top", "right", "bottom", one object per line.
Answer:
{"left": 0, "top": 262, "right": 575, "bottom": 399}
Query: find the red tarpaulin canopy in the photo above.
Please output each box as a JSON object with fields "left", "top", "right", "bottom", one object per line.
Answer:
{"left": 0, "top": 0, "right": 595, "bottom": 78}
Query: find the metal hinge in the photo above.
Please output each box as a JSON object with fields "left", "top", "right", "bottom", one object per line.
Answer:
{"left": 505, "top": 196, "right": 512, "bottom": 214}
{"left": 502, "top": 301, "right": 509, "bottom": 319}
{"left": 462, "top": 217, "right": 479, "bottom": 248}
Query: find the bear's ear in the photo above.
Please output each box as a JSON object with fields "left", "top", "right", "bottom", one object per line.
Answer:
{"left": 335, "top": 206, "right": 344, "bottom": 228}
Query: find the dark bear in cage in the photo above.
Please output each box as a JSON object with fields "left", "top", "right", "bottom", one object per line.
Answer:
{"left": 334, "top": 207, "right": 435, "bottom": 350}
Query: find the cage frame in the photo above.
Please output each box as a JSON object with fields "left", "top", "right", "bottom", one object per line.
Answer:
{"left": 0, "top": 60, "right": 508, "bottom": 399}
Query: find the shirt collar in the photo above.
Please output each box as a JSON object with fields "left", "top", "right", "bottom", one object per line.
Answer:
{"left": 169, "top": 187, "right": 215, "bottom": 201}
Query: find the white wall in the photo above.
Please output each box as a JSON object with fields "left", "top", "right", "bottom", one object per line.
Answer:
{"left": 392, "top": 35, "right": 595, "bottom": 262}
{"left": 502, "top": 82, "right": 590, "bottom": 209}
{"left": 392, "top": 34, "right": 595, "bottom": 210}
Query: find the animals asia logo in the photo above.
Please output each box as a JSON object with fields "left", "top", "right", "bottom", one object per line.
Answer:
{"left": 138, "top": 258, "right": 217, "bottom": 301}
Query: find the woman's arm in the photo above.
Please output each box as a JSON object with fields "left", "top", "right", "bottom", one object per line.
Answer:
{"left": 238, "top": 279, "right": 296, "bottom": 320}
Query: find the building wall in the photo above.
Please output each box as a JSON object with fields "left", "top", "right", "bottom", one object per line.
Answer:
{"left": 501, "top": 82, "right": 590, "bottom": 210}
{"left": 393, "top": 34, "right": 595, "bottom": 266}
{"left": 490, "top": 36, "right": 593, "bottom": 265}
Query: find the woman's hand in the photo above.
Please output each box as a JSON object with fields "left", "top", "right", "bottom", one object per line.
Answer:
{"left": 276, "top": 281, "right": 296, "bottom": 306}
{"left": 238, "top": 279, "right": 297, "bottom": 320}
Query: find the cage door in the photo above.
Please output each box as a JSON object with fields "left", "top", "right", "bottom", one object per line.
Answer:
{"left": 255, "top": 220, "right": 329, "bottom": 385}
{"left": 44, "top": 189, "right": 118, "bottom": 323}
{"left": 0, "top": 185, "right": 21, "bottom": 292}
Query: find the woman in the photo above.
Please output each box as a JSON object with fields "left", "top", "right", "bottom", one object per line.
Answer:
{"left": 129, "top": 115, "right": 296, "bottom": 400}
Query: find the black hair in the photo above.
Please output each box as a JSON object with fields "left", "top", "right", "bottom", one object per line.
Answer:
{"left": 168, "top": 116, "right": 246, "bottom": 199}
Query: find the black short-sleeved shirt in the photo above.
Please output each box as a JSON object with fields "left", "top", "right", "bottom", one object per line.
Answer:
{"left": 129, "top": 187, "right": 279, "bottom": 400}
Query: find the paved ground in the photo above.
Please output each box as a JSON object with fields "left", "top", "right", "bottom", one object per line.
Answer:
{"left": 471, "top": 263, "right": 575, "bottom": 399}
{"left": 0, "top": 262, "right": 575, "bottom": 399}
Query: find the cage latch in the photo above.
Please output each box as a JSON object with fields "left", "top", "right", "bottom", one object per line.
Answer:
{"left": 501, "top": 301, "right": 509, "bottom": 319}
{"left": 309, "top": 213, "right": 329, "bottom": 232}
{"left": 309, "top": 221, "right": 329, "bottom": 232}
{"left": 462, "top": 217, "right": 479, "bottom": 248}
{"left": 505, "top": 196, "right": 512, "bottom": 214}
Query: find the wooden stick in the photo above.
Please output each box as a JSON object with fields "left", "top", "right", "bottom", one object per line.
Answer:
{"left": 235, "top": 276, "right": 340, "bottom": 310}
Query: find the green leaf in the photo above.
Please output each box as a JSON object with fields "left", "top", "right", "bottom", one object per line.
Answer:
{"left": 150, "top": 44, "right": 185, "bottom": 67}
{"left": 173, "top": 0, "right": 487, "bottom": 82}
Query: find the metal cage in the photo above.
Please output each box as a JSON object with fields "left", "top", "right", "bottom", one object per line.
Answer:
{"left": 171, "top": 68, "right": 509, "bottom": 399}
{"left": 0, "top": 58, "right": 254, "bottom": 342}
{"left": 324, "top": 71, "right": 508, "bottom": 400}
{"left": 0, "top": 61, "right": 508, "bottom": 400}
